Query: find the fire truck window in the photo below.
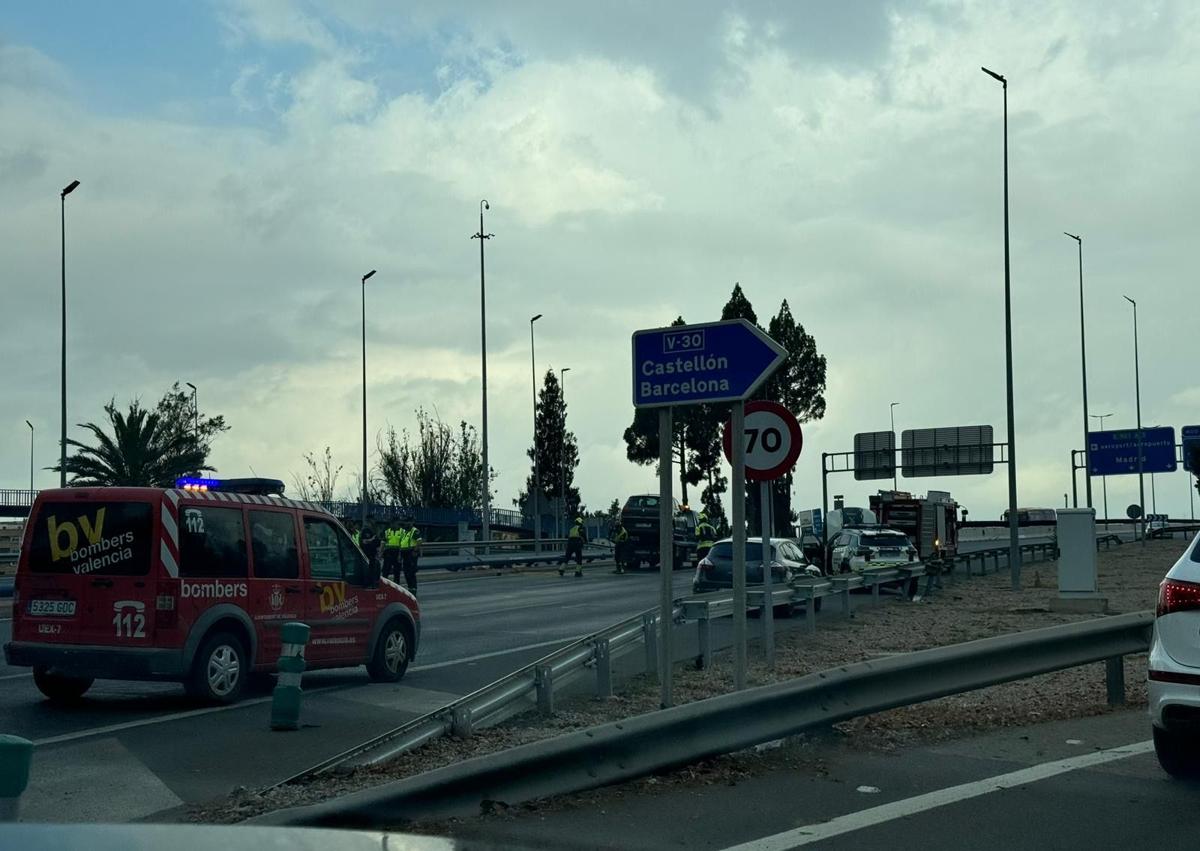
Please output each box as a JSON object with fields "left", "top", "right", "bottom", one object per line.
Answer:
{"left": 303, "top": 518, "right": 344, "bottom": 580}
{"left": 180, "top": 506, "right": 248, "bottom": 578}
{"left": 249, "top": 510, "right": 299, "bottom": 579}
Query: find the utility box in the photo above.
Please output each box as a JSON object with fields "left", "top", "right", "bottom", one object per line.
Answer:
{"left": 1054, "top": 508, "right": 1105, "bottom": 611}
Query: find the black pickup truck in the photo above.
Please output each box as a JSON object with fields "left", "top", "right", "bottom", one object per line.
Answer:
{"left": 619, "top": 494, "right": 698, "bottom": 571}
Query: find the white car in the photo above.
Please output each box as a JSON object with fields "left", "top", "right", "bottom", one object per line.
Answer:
{"left": 829, "top": 527, "right": 918, "bottom": 574}
{"left": 1148, "top": 533, "right": 1200, "bottom": 776}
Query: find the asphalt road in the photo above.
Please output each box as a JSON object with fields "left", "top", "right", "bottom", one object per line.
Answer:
{"left": 437, "top": 708, "right": 1183, "bottom": 850}
{"left": 0, "top": 563, "right": 701, "bottom": 822}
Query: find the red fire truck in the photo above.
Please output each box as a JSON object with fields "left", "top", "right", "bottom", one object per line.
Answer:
{"left": 868, "top": 490, "right": 960, "bottom": 561}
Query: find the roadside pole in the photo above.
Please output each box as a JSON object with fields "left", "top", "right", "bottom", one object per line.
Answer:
{"left": 760, "top": 478, "right": 775, "bottom": 669}
{"left": 658, "top": 407, "right": 674, "bottom": 708}
{"left": 821, "top": 453, "right": 829, "bottom": 573}
{"left": 732, "top": 401, "right": 747, "bottom": 690}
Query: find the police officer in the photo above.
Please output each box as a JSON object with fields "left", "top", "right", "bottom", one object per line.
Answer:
{"left": 399, "top": 516, "right": 422, "bottom": 595}
{"left": 695, "top": 512, "right": 717, "bottom": 563}
{"left": 611, "top": 519, "right": 631, "bottom": 574}
{"left": 382, "top": 521, "right": 403, "bottom": 584}
{"left": 560, "top": 516, "right": 586, "bottom": 577}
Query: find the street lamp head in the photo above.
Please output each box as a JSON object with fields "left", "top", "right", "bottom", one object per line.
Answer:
{"left": 185, "top": 382, "right": 196, "bottom": 392}
{"left": 61, "top": 180, "right": 80, "bottom": 197}
{"left": 1064, "top": 232, "right": 1081, "bottom": 242}
{"left": 481, "top": 199, "right": 489, "bottom": 212}
{"left": 362, "top": 270, "right": 377, "bottom": 282}
{"left": 1123, "top": 295, "right": 1136, "bottom": 306}
{"left": 890, "top": 401, "right": 899, "bottom": 408}
{"left": 980, "top": 66, "right": 1006, "bottom": 85}
{"left": 26, "top": 420, "right": 33, "bottom": 430}
{"left": 531, "top": 313, "right": 543, "bottom": 323}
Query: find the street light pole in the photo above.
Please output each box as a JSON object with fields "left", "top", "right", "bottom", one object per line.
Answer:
{"left": 1090, "top": 412, "right": 1112, "bottom": 526}
{"left": 26, "top": 420, "right": 34, "bottom": 492}
{"left": 1065, "top": 233, "right": 1092, "bottom": 509}
{"left": 559, "top": 366, "right": 571, "bottom": 539}
{"left": 889, "top": 401, "right": 899, "bottom": 491}
{"left": 982, "top": 67, "right": 1021, "bottom": 589}
{"left": 530, "top": 314, "right": 543, "bottom": 551}
{"left": 60, "top": 179, "right": 80, "bottom": 487}
{"left": 360, "top": 270, "right": 376, "bottom": 526}
{"left": 1124, "top": 295, "right": 1145, "bottom": 545}
{"left": 185, "top": 382, "right": 198, "bottom": 438}
{"left": 472, "top": 202, "right": 494, "bottom": 546}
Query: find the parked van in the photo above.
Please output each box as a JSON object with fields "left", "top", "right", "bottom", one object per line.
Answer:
{"left": 4, "top": 480, "right": 420, "bottom": 703}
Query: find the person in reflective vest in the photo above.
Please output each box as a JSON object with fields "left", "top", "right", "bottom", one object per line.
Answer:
{"left": 559, "top": 516, "right": 586, "bottom": 577}
{"left": 399, "top": 516, "right": 422, "bottom": 595}
{"left": 382, "top": 523, "right": 404, "bottom": 584}
{"left": 695, "top": 513, "right": 717, "bottom": 564}
{"left": 612, "top": 519, "right": 631, "bottom": 575}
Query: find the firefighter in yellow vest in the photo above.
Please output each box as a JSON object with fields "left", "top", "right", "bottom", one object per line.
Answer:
{"left": 612, "top": 519, "right": 631, "bottom": 574}
{"left": 382, "top": 522, "right": 404, "bottom": 584}
{"left": 399, "top": 516, "right": 422, "bottom": 594}
{"left": 559, "top": 516, "right": 586, "bottom": 577}
{"left": 695, "top": 512, "right": 718, "bottom": 564}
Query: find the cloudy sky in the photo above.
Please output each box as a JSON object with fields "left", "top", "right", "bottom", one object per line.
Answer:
{"left": 3, "top": 0, "right": 1198, "bottom": 520}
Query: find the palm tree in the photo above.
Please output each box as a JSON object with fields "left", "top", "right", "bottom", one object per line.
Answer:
{"left": 53, "top": 400, "right": 210, "bottom": 487}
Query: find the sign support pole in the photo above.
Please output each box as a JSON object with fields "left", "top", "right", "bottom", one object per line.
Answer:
{"left": 732, "top": 401, "right": 747, "bottom": 690}
{"left": 820, "top": 453, "right": 830, "bottom": 572}
{"left": 760, "top": 478, "right": 775, "bottom": 669}
{"left": 658, "top": 407, "right": 673, "bottom": 709}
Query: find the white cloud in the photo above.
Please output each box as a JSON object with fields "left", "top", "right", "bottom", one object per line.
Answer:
{"left": 4, "top": 1, "right": 1199, "bottom": 520}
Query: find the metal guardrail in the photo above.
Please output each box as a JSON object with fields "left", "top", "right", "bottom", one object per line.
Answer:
{"left": 272, "top": 603, "right": 669, "bottom": 787}
{"left": 276, "top": 540, "right": 1061, "bottom": 786}
{"left": 258, "top": 611, "right": 1152, "bottom": 828}
{"left": 417, "top": 539, "right": 614, "bottom": 572}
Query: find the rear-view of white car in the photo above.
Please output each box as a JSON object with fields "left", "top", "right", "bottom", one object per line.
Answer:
{"left": 1148, "top": 533, "right": 1200, "bottom": 776}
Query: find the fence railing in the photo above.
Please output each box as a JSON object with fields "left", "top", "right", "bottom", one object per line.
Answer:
{"left": 259, "top": 608, "right": 1151, "bottom": 828}
{"left": 272, "top": 538, "right": 1062, "bottom": 789}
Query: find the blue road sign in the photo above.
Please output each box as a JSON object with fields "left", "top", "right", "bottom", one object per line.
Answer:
{"left": 1183, "top": 425, "right": 1200, "bottom": 473}
{"left": 1088, "top": 427, "right": 1177, "bottom": 475}
{"left": 631, "top": 319, "right": 787, "bottom": 408}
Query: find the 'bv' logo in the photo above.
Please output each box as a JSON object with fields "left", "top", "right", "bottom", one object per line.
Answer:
{"left": 49, "top": 509, "right": 106, "bottom": 562}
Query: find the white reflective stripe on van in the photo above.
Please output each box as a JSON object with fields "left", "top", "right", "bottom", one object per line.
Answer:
{"left": 160, "top": 503, "right": 178, "bottom": 546}
{"left": 160, "top": 540, "right": 179, "bottom": 578}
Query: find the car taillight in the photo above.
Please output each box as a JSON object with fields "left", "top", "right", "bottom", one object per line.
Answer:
{"left": 1158, "top": 579, "right": 1200, "bottom": 617}
{"left": 699, "top": 558, "right": 714, "bottom": 573}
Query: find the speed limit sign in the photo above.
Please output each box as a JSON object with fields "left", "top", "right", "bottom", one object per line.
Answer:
{"left": 723, "top": 400, "right": 803, "bottom": 481}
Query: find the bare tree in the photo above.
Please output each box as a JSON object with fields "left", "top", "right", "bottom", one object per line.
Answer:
{"left": 292, "top": 447, "right": 342, "bottom": 502}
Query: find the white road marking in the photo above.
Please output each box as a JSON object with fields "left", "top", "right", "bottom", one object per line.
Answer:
{"left": 31, "top": 693, "right": 288, "bottom": 747}
{"left": 410, "top": 635, "right": 581, "bottom": 671}
{"left": 26, "top": 636, "right": 586, "bottom": 746}
{"left": 0, "top": 671, "right": 31, "bottom": 681}
{"left": 723, "top": 739, "right": 1154, "bottom": 850}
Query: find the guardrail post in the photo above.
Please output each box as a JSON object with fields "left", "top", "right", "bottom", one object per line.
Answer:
{"left": 871, "top": 577, "right": 880, "bottom": 604}
{"left": 451, "top": 705, "right": 474, "bottom": 738}
{"left": 841, "top": 584, "right": 851, "bottom": 617}
{"left": 993, "top": 551, "right": 1000, "bottom": 573}
{"left": 697, "top": 615, "right": 712, "bottom": 670}
{"left": 1106, "top": 656, "right": 1125, "bottom": 706}
{"left": 0, "top": 734, "right": 32, "bottom": 821}
{"left": 803, "top": 587, "right": 817, "bottom": 633}
{"left": 271, "top": 621, "right": 310, "bottom": 731}
{"left": 535, "top": 665, "right": 555, "bottom": 715}
{"left": 594, "top": 639, "right": 612, "bottom": 698}
{"left": 642, "top": 612, "right": 658, "bottom": 677}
